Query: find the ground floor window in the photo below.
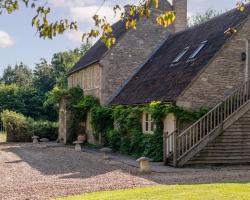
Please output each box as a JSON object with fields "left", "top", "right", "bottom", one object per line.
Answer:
{"left": 142, "top": 112, "right": 155, "bottom": 134}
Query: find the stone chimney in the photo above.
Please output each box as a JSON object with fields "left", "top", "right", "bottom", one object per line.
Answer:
{"left": 172, "top": 0, "right": 187, "bottom": 32}
{"left": 124, "top": 4, "right": 131, "bottom": 18}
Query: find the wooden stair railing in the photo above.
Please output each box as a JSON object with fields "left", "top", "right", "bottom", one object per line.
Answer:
{"left": 165, "top": 80, "right": 250, "bottom": 167}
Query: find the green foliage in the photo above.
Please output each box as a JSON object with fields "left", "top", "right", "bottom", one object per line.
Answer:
{"left": 77, "top": 95, "right": 100, "bottom": 112}
{"left": 1, "top": 110, "right": 58, "bottom": 142}
{"left": 106, "top": 103, "right": 164, "bottom": 161}
{"left": 61, "top": 94, "right": 208, "bottom": 161}
{"left": 1, "top": 110, "right": 28, "bottom": 142}
{"left": 91, "top": 106, "right": 113, "bottom": 139}
{"left": 0, "top": 43, "right": 91, "bottom": 122}
{"left": 1, "top": 63, "right": 33, "bottom": 86}
{"left": 112, "top": 106, "right": 142, "bottom": 136}
{"left": 51, "top": 44, "right": 91, "bottom": 88}
{"left": 33, "top": 59, "right": 55, "bottom": 93}
{"left": 26, "top": 119, "right": 58, "bottom": 141}
{"left": 0, "top": 84, "right": 57, "bottom": 120}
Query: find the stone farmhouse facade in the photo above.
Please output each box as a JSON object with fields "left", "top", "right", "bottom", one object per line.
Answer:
{"left": 63, "top": 0, "right": 250, "bottom": 166}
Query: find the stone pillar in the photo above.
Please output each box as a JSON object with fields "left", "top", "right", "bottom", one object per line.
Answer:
{"left": 172, "top": 0, "right": 187, "bottom": 32}
{"left": 58, "top": 97, "right": 71, "bottom": 144}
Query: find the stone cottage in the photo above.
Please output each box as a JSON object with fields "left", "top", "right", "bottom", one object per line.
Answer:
{"left": 61, "top": 0, "right": 187, "bottom": 144}
{"left": 64, "top": 0, "right": 250, "bottom": 167}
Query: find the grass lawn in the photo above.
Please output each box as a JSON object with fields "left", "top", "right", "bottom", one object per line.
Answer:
{"left": 0, "top": 131, "right": 6, "bottom": 142}
{"left": 55, "top": 183, "right": 250, "bottom": 200}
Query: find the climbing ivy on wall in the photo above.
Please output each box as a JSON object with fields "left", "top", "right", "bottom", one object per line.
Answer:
{"left": 56, "top": 89, "right": 209, "bottom": 161}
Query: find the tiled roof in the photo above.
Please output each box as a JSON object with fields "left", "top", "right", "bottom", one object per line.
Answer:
{"left": 110, "top": 4, "right": 250, "bottom": 105}
{"left": 68, "top": 20, "right": 127, "bottom": 75}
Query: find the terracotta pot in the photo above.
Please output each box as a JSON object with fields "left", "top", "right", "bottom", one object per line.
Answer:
{"left": 77, "top": 134, "right": 87, "bottom": 143}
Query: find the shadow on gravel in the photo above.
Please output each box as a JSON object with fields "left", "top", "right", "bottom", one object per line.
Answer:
{"left": 2, "top": 143, "right": 250, "bottom": 185}
{"left": 2, "top": 143, "right": 138, "bottom": 180}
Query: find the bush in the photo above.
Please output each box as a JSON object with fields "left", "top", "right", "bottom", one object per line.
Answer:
{"left": 107, "top": 129, "right": 121, "bottom": 151}
{"left": 27, "top": 119, "right": 58, "bottom": 141}
{"left": 1, "top": 110, "right": 58, "bottom": 142}
{"left": 1, "top": 110, "right": 29, "bottom": 142}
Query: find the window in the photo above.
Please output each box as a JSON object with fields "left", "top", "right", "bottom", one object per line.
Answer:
{"left": 188, "top": 40, "right": 208, "bottom": 60}
{"left": 143, "top": 112, "right": 155, "bottom": 134}
{"left": 172, "top": 47, "right": 189, "bottom": 63}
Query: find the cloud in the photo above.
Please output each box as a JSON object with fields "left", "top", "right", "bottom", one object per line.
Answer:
{"left": 70, "top": 6, "right": 121, "bottom": 24}
{"left": 49, "top": 0, "right": 99, "bottom": 7}
{"left": 66, "top": 30, "right": 83, "bottom": 43}
{"left": 65, "top": 5, "right": 122, "bottom": 43}
{"left": 0, "top": 31, "right": 14, "bottom": 48}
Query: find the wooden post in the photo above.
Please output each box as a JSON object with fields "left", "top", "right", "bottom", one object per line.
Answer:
{"left": 173, "top": 131, "right": 177, "bottom": 167}
{"left": 163, "top": 132, "right": 167, "bottom": 165}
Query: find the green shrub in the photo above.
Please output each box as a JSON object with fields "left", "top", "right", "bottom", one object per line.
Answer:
{"left": 1, "top": 110, "right": 29, "bottom": 142}
{"left": 107, "top": 129, "right": 121, "bottom": 151}
{"left": 27, "top": 119, "right": 58, "bottom": 140}
{"left": 1, "top": 110, "right": 58, "bottom": 142}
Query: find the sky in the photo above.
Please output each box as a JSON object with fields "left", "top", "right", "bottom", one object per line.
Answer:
{"left": 0, "top": 0, "right": 239, "bottom": 75}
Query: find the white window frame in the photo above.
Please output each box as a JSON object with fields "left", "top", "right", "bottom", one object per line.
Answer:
{"left": 172, "top": 47, "right": 190, "bottom": 63}
{"left": 188, "top": 40, "right": 208, "bottom": 60}
{"left": 142, "top": 112, "right": 155, "bottom": 134}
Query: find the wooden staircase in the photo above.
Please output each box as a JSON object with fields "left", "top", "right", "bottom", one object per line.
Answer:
{"left": 187, "top": 110, "right": 250, "bottom": 165}
{"left": 164, "top": 80, "right": 250, "bottom": 167}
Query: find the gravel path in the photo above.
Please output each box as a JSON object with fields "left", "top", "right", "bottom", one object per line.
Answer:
{"left": 1, "top": 143, "right": 250, "bottom": 200}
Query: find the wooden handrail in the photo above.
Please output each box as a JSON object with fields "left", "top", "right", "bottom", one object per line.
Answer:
{"left": 164, "top": 80, "right": 250, "bottom": 166}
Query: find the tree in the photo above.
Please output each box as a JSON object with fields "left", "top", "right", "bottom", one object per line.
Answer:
{"left": 0, "top": 0, "right": 175, "bottom": 48}
{"left": 51, "top": 43, "right": 91, "bottom": 88}
{"left": 33, "top": 59, "right": 55, "bottom": 94}
{"left": 1, "top": 62, "right": 33, "bottom": 86}
{"left": 188, "top": 9, "right": 221, "bottom": 27}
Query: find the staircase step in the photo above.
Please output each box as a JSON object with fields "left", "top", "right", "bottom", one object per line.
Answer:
{"left": 205, "top": 146, "right": 250, "bottom": 151}
{"left": 191, "top": 155, "right": 250, "bottom": 161}
{"left": 225, "top": 126, "right": 250, "bottom": 129}
{"left": 207, "top": 141, "right": 250, "bottom": 147}
{"left": 214, "top": 138, "right": 250, "bottom": 142}
{"left": 196, "top": 152, "right": 250, "bottom": 157}
{"left": 223, "top": 130, "right": 250, "bottom": 133}
{"left": 187, "top": 159, "right": 250, "bottom": 165}
{"left": 220, "top": 134, "right": 250, "bottom": 138}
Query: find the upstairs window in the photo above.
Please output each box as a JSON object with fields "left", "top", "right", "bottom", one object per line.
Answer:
{"left": 172, "top": 47, "right": 189, "bottom": 63}
{"left": 188, "top": 40, "right": 208, "bottom": 60}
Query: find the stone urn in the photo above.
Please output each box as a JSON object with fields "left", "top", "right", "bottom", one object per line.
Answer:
{"left": 77, "top": 134, "right": 87, "bottom": 143}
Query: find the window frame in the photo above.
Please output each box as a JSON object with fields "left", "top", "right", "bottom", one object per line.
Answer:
{"left": 143, "top": 112, "right": 155, "bottom": 134}
{"left": 188, "top": 40, "right": 208, "bottom": 60}
{"left": 172, "top": 47, "right": 190, "bottom": 64}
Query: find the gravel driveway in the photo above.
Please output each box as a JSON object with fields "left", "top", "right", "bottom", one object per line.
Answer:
{"left": 1, "top": 143, "right": 250, "bottom": 200}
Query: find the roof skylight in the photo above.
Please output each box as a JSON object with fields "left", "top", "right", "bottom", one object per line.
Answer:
{"left": 172, "top": 47, "right": 189, "bottom": 63}
{"left": 188, "top": 40, "right": 208, "bottom": 60}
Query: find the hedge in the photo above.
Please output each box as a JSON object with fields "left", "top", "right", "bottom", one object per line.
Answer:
{"left": 1, "top": 110, "right": 58, "bottom": 142}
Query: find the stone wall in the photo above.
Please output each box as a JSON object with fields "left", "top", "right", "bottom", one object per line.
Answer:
{"left": 173, "top": 0, "right": 187, "bottom": 32}
{"left": 177, "top": 16, "right": 250, "bottom": 109}
{"left": 58, "top": 97, "right": 71, "bottom": 144}
{"left": 100, "top": 1, "right": 173, "bottom": 105}
{"left": 67, "top": 63, "right": 101, "bottom": 100}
